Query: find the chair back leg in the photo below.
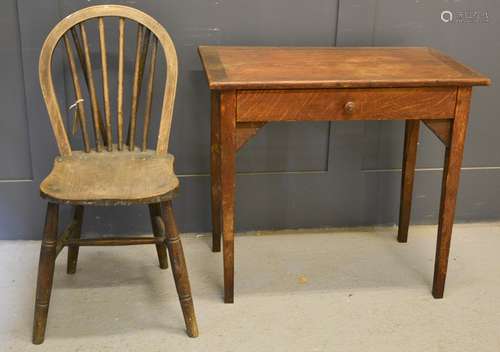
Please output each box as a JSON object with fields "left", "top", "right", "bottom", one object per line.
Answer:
{"left": 33, "top": 202, "right": 59, "bottom": 344}
{"left": 149, "top": 203, "right": 169, "bottom": 269}
{"left": 67, "top": 205, "right": 84, "bottom": 274}
{"left": 160, "top": 201, "right": 199, "bottom": 337}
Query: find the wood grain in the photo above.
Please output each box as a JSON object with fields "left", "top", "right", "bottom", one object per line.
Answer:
{"left": 237, "top": 88, "right": 457, "bottom": 122}
{"left": 199, "top": 46, "right": 490, "bottom": 89}
{"left": 40, "top": 150, "right": 179, "bottom": 205}
{"left": 236, "top": 122, "right": 266, "bottom": 150}
{"left": 423, "top": 119, "right": 452, "bottom": 146}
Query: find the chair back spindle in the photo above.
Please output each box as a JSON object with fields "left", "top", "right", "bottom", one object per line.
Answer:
{"left": 98, "top": 17, "right": 113, "bottom": 151}
{"left": 117, "top": 17, "right": 125, "bottom": 151}
{"left": 79, "top": 22, "right": 105, "bottom": 151}
{"left": 62, "top": 34, "right": 91, "bottom": 152}
{"left": 143, "top": 36, "right": 158, "bottom": 151}
{"left": 39, "top": 5, "right": 178, "bottom": 156}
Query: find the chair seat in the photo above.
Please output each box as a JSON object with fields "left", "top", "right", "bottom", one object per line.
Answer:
{"left": 40, "top": 150, "right": 179, "bottom": 205}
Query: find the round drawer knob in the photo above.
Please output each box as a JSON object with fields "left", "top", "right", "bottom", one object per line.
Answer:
{"left": 344, "top": 101, "right": 355, "bottom": 114}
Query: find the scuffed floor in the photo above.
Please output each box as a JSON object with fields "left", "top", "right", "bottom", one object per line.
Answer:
{"left": 1, "top": 223, "right": 500, "bottom": 351}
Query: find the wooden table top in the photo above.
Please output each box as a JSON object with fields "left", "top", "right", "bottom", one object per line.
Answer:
{"left": 198, "top": 46, "right": 490, "bottom": 90}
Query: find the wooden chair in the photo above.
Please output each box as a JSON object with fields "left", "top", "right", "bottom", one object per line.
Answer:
{"left": 33, "top": 5, "right": 198, "bottom": 344}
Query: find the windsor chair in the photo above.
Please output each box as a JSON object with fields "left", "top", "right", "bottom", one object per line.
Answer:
{"left": 33, "top": 5, "right": 198, "bottom": 344}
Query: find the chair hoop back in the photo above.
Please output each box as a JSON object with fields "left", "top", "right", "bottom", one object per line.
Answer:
{"left": 39, "top": 5, "right": 178, "bottom": 156}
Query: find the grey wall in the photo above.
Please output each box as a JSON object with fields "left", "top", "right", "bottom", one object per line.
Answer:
{"left": 0, "top": 0, "right": 498, "bottom": 239}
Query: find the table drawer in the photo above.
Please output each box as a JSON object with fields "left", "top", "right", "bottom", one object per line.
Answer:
{"left": 236, "top": 87, "right": 457, "bottom": 121}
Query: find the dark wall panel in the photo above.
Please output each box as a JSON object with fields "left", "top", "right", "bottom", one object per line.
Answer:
{"left": 0, "top": 0, "right": 32, "bottom": 180}
{"left": 1, "top": 0, "right": 500, "bottom": 239}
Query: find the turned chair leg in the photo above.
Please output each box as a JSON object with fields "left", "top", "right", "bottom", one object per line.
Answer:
{"left": 67, "top": 205, "right": 84, "bottom": 274}
{"left": 149, "top": 203, "right": 169, "bottom": 269}
{"left": 160, "top": 200, "right": 199, "bottom": 337}
{"left": 33, "top": 202, "right": 59, "bottom": 344}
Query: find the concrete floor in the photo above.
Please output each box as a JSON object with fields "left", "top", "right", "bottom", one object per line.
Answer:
{"left": 1, "top": 224, "right": 500, "bottom": 352}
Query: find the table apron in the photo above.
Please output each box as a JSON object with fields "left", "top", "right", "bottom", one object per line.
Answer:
{"left": 236, "top": 87, "right": 458, "bottom": 122}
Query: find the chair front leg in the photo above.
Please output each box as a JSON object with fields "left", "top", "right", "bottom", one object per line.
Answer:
{"left": 67, "top": 205, "right": 84, "bottom": 274}
{"left": 33, "top": 202, "right": 59, "bottom": 344}
{"left": 160, "top": 200, "right": 199, "bottom": 337}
